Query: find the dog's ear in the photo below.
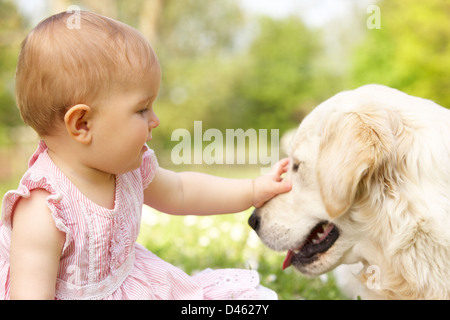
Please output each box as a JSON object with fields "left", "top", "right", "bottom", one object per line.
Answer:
{"left": 317, "top": 111, "right": 394, "bottom": 219}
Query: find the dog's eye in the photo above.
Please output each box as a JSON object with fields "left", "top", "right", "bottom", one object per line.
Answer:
{"left": 292, "top": 161, "right": 304, "bottom": 172}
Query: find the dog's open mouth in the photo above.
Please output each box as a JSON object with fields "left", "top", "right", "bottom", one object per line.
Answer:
{"left": 282, "top": 221, "right": 339, "bottom": 270}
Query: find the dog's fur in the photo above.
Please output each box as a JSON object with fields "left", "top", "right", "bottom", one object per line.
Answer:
{"left": 250, "top": 85, "right": 450, "bottom": 299}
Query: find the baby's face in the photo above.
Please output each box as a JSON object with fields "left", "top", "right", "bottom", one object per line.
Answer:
{"left": 88, "top": 62, "right": 161, "bottom": 175}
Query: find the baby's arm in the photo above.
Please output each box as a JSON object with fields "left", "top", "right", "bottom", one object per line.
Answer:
{"left": 144, "top": 158, "right": 291, "bottom": 215}
{"left": 9, "top": 190, "right": 65, "bottom": 300}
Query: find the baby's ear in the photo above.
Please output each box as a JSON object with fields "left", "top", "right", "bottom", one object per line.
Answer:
{"left": 64, "top": 104, "right": 93, "bottom": 144}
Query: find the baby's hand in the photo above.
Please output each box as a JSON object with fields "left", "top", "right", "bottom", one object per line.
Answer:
{"left": 252, "top": 158, "right": 292, "bottom": 208}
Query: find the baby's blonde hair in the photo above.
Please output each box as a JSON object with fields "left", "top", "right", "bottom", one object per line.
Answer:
{"left": 15, "top": 10, "right": 157, "bottom": 137}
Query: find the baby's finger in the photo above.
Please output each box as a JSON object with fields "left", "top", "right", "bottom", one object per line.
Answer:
{"left": 279, "top": 158, "right": 290, "bottom": 173}
{"left": 273, "top": 158, "right": 290, "bottom": 181}
{"left": 272, "top": 158, "right": 290, "bottom": 176}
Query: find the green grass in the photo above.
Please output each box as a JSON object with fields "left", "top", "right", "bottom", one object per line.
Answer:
{"left": 138, "top": 205, "right": 347, "bottom": 300}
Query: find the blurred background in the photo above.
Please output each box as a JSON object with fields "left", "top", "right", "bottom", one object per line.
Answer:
{"left": 1, "top": 0, "right": 449, "bottom": 299}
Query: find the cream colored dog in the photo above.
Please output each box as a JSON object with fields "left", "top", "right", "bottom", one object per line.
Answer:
{"left": 249, "top": 84, "right": 450, "bottom": 299}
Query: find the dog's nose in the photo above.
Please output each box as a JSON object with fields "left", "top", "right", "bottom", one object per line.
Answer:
{"left": 248, "top": 210, "right": 261, "bottom": 232}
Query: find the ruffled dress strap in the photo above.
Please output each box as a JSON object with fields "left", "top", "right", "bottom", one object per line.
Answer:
{"left": 1, "top": 140, "right": 71, "bottom": 251}
{"left": 0, "top": 141, "right": 72, "bottom": 299}
{"left": 28, "top": 140, "right": 48, "bottom": 167}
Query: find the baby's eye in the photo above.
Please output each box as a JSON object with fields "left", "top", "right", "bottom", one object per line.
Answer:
{"left": 138, "top": 108, "right": 149, "bottom": 114}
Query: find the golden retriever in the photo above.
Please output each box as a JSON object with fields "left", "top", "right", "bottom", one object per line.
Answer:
{"left": 249, "top": 84, "right": 450, "bottom": 299}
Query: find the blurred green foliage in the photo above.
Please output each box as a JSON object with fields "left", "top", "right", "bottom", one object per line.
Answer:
{"left": 351, "top": 0, "right": 450, "bottom": 108}
{"left": 229, "top": 17, "right": 321, "bottom": 132}
{"left": 1, "top": 0, "right": 449, "bottom": 150}
{"left": 0, "top": 0, "right": 27, "bottom": 143}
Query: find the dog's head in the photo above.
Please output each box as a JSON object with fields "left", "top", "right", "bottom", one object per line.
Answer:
{"left": 249, "top": 85, "right": 399, "bottom": 276}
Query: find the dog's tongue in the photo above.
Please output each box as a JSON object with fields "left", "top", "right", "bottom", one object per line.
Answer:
{"left": 282, "top": 250, "right": 294, "bottom": 270}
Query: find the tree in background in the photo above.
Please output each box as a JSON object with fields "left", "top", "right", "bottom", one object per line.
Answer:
{"left": 153, "top": 13, "right": 332, "bottom": 148}
{"left": 2, "top": 0, "right": 449, "bottom": 151}
{"left": 351, "top": 0, "right": 450, "bottom": 109}
{"left": 228, "top": 16, "right": 323, "bottom": 133}
{"left": 0, "top": 0, "right": 27, "bottom": 143}
{"left": 147, "top": 0, "right": 247, "bottom": 151}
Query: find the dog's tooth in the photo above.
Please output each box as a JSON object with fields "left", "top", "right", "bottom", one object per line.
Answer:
{"left": 316, "top": 232, "right": 324, "bottom": 239}
{"left": 321, "top": 224, "right": 328, "bottom": 232}
{"left": 312, "top": 239, "right": 319, "bottom": 244}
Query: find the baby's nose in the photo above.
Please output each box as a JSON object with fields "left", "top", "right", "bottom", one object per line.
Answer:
{"left": 149, "top": 111, "right": 160, "bottom": 129}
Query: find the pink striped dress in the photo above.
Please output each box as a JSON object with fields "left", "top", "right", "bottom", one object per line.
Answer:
{"left": 0, "top": 141, "right": 270, "bottom": 300}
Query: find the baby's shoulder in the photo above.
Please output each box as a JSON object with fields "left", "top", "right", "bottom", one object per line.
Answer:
{"left": 12, "top": 188, "right": 53, "bottom": 226}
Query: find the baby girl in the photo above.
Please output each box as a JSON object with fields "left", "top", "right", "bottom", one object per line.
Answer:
{"left": 0, "top": 11, "right": 291, "bottom": 300}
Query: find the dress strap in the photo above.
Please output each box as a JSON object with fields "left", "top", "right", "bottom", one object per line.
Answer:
{"left": 28, "top": 140, "right": 48, "bottom": 168}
